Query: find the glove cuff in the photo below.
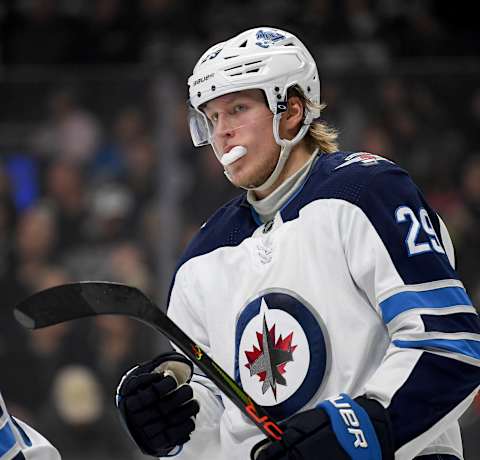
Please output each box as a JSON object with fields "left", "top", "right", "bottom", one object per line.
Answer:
{"left": 318, "top": 394, "right": 394, "bottom": 460}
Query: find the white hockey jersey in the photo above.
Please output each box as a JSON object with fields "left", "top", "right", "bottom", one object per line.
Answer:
{"left": 0, "top": 392, "right": 60, "bottom": 460}
{"left": 167, "top": 152, "right": 480, "bottom": 460}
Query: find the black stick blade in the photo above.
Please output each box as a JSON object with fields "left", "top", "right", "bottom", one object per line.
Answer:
{"left": 14, "top": 281, "right": 153, "bottom": 329}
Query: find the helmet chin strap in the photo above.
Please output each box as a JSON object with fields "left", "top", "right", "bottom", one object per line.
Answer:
{"left": 223, "top": 114, "right": 310, "bottom": 193}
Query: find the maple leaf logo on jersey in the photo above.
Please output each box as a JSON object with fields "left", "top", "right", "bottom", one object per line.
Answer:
{"left": 244, "top": 314, "right": 297, "bottom": 400}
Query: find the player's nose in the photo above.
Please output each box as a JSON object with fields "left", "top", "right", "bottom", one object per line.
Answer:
{"left": 214, "top": 113, "right": 235, "bottom": 138}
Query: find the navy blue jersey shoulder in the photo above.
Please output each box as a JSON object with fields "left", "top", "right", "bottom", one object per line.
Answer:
{"left": 282, "top": 151, "right": 457, "bottom": 284}
{"left": 178, "top": 193, "right": 258, "bottom": 268}
{"left": 281, "top": 151, "right": 404, "bottom": 222}
{"left": 167, "top": 193, "right": 258, "bottom": 303}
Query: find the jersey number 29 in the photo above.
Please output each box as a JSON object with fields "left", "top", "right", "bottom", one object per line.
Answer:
{"left": 395, "top": 206, "right": 445, "bottom": 256}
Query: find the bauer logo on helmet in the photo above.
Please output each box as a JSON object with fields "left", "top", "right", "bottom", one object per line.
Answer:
{"left": 193, "top": 73, "right": 215, "bottom": 87}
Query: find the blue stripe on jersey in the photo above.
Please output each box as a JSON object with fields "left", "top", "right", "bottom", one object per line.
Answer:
{"left": 0, "top": 421, "right": 17, "bottom": 455}
{"left": 380, "top": 287, "right": 472, "bottom": 324}
{"left": 387, "top": 352, "right": 480, "bottom": 448}
{"left": 393, "top": 338, "right": 480, "bottom": 360}
{"left": 422, "top": 313, "right": 480, "bottom": 334}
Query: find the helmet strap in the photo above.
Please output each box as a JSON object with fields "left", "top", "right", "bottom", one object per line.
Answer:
{"left": 228, "top": 113, "right": 309, "bottom": 193}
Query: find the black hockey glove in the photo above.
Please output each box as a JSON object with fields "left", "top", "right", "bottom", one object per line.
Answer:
{"left": 116, "top": 351, "right": 200, "bottom": 457}
{"left": 251, "top": 394, "right": 394, "bottom": 460}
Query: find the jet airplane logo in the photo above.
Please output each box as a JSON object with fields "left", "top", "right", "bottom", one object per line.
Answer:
{"left": 244, "top": 314, "right": 297, "bottom": 400}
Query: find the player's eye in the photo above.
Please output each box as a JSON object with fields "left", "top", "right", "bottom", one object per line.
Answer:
{"left": 209, "top": 112, "right": 218, "bottom": 123}
{"left": 233, "top": 104, "right": 247, "bottom": 114}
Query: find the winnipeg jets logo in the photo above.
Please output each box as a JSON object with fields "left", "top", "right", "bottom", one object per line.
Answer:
{"left": 334, "top": 152, "right": 393, "bottom": 170}
{"left": 235, "top": 290, "right": 330, "bottom": 419}
{"left": 245, "top": 312, "right": 297, "bottom": 400}
{"left": 255, "top": 30, "right": 286, "bottom": 48}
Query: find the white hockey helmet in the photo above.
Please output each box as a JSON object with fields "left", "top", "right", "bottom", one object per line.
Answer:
{"left": 187, "top": 27, "right": 320, "bottom": 190}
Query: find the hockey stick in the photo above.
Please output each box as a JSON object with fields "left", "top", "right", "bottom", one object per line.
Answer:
{"left": 13, "top": 281, "right": 283, "bottom": 441}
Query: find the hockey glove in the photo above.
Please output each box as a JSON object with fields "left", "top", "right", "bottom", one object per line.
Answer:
{"left": 251, "top": 394, "right": 394, "bottom": 460}
{"left": 116, "top": 351, "right": 200, "bottom": 457}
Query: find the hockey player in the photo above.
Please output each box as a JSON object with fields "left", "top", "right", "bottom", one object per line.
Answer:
{"left": 0, "top": 391, "right": 60, "bottom": 459}
{"left": 116, "top": 27, "right": 480, "bottom": 459}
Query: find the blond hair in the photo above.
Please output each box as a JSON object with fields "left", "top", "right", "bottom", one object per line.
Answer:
{"left": 288, "top": 86, "right": 339, "bottom": 154}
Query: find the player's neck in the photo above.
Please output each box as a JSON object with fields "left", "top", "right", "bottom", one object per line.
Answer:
{"left": 253, "top": 142, "right": 314, "bottom": 200}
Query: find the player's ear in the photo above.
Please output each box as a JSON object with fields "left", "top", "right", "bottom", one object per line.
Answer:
{"left": 279, "top": 96, "right": 304, "bottom": 140}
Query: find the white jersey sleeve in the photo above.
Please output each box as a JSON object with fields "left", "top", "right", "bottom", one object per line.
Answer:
{"left": 1, "top": 393, "right": 61, "bottom": 460}
{"left": 334, "top": 165, "right": 480, "bottom": 459}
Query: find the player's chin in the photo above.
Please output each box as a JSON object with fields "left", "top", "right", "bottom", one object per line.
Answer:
{"left": 226, "top": 164, "right": 248, "bottom": 186}
{"left": 228, "top": 162, "right": 268, "bottom": 189}
{"left": 228, "top": 172, "right": 248, "bottom": 188}
{"left": 234, "top": 175, "right": 265, "bottom": 190}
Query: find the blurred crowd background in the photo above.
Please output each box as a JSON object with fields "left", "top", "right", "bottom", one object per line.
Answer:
{"left": 0, "top": 1, "right": 479, "bottom": 459}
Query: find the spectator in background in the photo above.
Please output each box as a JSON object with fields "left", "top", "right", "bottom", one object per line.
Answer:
{"left": 43, "top": 161, "right": 89, "bottom": 253}
{"left": 40, "top": 364, "right": 134, "bottom": 460}
{"left": 108, "top": 242, "right": 153, "bottom": 291}
{"left": 32, "top": 88, "right": 101, "bottom": 165}
{"left": 90, "top": 106, "right": 147, "bottom": 183}
{"left": 87, "top": 182, "right": 134, "bottom": 242}
{"left": 120, "top": 137, "right": 158, "bottom": 222}
{"left": 14, "top": 205, "right": 58, "bottom": 289}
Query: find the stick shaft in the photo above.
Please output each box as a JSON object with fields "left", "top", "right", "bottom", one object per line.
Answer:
{"left": 14, "top": 282, "right": 283, "bottom": 440}
{"left": 122, "top": 303, "right": 283, "bottom": 440}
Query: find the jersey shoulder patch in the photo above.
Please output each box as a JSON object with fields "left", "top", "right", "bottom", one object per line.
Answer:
{"left": 311, "top": 151, "right": 403, "bottom": 204}
{"left": 333, "top": 151, "right": 394, "bottom": 170}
